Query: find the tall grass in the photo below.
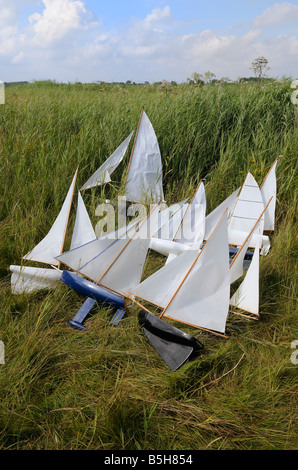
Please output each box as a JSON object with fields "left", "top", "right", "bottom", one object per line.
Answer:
{"left": 0, "top": 80, "right": 297, "bottom": 450}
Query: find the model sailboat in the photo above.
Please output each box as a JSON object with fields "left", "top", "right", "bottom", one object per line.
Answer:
{"left": 128, "top": 209, "right": 230, "bottom": 337}
{"left": 56, "top": 204, "right": 160, "bottom": 329}
{"left": 10, "top": 167, "right": 96, "bottom": 294}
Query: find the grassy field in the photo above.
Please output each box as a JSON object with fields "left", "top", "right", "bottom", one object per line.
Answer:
{"left": 0, "top": 80, "right": 297, "bottom": 450}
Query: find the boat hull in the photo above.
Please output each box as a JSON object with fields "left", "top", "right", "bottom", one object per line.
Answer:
{"left": 60, "top": 270, "right": 125, "bottom": 309}
{"left": 10, "top": 265, "right": 62, "bottom": 294}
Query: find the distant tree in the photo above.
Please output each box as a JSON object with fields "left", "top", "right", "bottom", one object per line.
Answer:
{"left": 219, "top": 76, "right": 233, "bottom": 84}
{"left": 160, "top": 79, "right": 171, "bottom": 87}
{"left": 250, "top": 56, "right": 270, "bottom": 85}
{"left": 203, "top": 71, "right": 216, "bottom": 84}
{"left": 187, "top": 72, "right": 204, "bottom": 85}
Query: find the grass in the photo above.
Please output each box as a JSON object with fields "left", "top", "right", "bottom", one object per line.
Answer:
{"left": 0, "top": 80, "right": 297, "bottom": 450}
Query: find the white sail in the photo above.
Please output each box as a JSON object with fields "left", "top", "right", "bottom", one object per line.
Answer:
{"left": 260, "top": 156, "right": 281, "bottom": 231}
{"left": 174, "top": 203, "right": 205, "bottom": 246}
{"left": 205, "top": 187, "right": 240, "bottom": 239}
{"left": 70, "top": 191, "right": 96, "bottom": 250}
{"left": 80, "top": 132, "right": 134, "bottom": 190}
{"left": 229, "top": 234, "right": 254, "bottom": 285}
{"left": 23, "top": 168, "right": 78, "bottom": 266}
{"left": 174, "top": 181, "right": 206, "bottom": 246}
{"left": 230, "top": 235, "right": 260, "bottom": 315}
{"left": 56, "top": 218, "right": 139, "bottom": 272}
{"left": 229, "top": 200, "right": 270, "bottom": 284}
{"left": 228, "top": 172, "right": 265, "bottom": 248}
{"left": 77, "top": 204, "right": 160, "bottom": 295}
{"left": 162, "top": 210, "right": 230, "bottom": 334}
{"left": 124, "top": 109, "right": 164, "bottom": 203}
{"left": 152, "top": 199, "right": 188, "bottom": 239}
{"left": 193, "top": 181, "right": 206, "bottom": 207}
{"left": 153, "top": 201, "right": 189, "bottom": 242}
{"left": 10, "top": 265, "right": 62, "bottom": 294}
{"left": 130, "top": 210, "right": 230, "bottom": 334}
{"left": 130, "top": 243, "right": 202, "bottom": 310}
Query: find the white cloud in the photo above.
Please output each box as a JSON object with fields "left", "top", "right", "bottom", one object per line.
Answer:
{"left": 142, "top": 6, "right": 173, "bottom": 31}
{"left": 28, "top": 0, "right": 97, "bottom": 46}
{"left": 253, "top": 2, "right": 298, "bottom": 28}
{"left": 0, "top": 2, "right": 298, "bottom": 82}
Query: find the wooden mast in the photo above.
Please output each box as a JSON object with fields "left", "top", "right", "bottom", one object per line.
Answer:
{"left": 58, "top": 165, "right": 79, "bottom": 269}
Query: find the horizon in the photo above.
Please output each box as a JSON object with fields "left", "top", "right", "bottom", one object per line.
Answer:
{"left": 0, "top": 1, "right": 298, "bottom": 83}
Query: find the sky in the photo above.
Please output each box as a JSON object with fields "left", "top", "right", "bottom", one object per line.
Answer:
{"left": 1, "top": 0, "right": 298, "bottom": 83}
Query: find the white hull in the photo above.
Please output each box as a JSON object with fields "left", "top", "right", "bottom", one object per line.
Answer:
{"left": 149, "top": 238, "right": 191, "bottom": 257}
{"left": 10, "top": 265, "right": 62, "bottom": 294}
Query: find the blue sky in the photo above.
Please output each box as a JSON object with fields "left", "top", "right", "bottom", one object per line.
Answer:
{"left": 1, "top": 0, "right": 298, "bottom": 83}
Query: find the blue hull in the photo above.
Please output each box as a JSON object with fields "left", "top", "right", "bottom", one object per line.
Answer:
{"left": 61, "top": 271, "right": 125, "bottom": 309}
{"left": 61, "top": 271, "right": 126, "bottom": 330}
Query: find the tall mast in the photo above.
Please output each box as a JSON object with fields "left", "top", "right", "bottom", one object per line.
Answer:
{"left": 58, "top": 165, "right": 79, "bottom": 269}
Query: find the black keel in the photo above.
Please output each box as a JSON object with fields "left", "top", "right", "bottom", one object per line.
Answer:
{"left": 138, "top": 310, "right": 204, "bottom": 371}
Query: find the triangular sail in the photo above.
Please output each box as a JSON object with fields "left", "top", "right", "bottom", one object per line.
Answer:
{"left": 205, "top": 187, "right": 240, "bottom": 239}
{"left": 260, "top": 156, "right": 281, "bottom": 231}
{"left": 23, "top": 167, "right": 78, "bottom": 266}
{"left": 153, "top": 201, "right": 189, "bottom": 242}
{"left": 70, "top": 191, "right": 96, "bottom": 250}
{"left": 162, "top": 210, "right": 230, "bottom": 334}
{"left": 56, "top": 218, "right": 139, "bottom": 272}
{"left": 76, "top": 204, "right": 160, "bottom": 295}
{"left": 230, "top": 235, "right": 260, "bottom": 315}
{"left": 228, "top": 172, "right": 265, "bottom": 248}
{"left": 80, "top": 132, "right": 134, "bottom": 190}
{"left": 229, "top": 197, "right": 272, "bottom": 284}
{"left": 174, "top": 181, "right": 206, "bottom": 246}
{"left": 152, "top": 199, "right": 188, "bottom": 240}
{"left": 124, "top": 109, "right": 164, "bottom": 203}
{"left": 130, "top": 210, "right": 230, "bottom": 334}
